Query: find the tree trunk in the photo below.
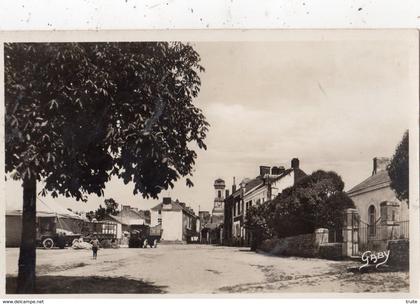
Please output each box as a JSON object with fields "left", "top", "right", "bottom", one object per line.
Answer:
{"left": 16, "top": 176, "right": 37, "bottom": 293}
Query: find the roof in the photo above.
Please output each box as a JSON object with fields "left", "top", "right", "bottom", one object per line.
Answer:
{"left": 106, "top": 214, "right": 145, "bottom": 226}
{"left": 347, "top": 170, "right": 391, "bottom": 197}
{"left": 293, "top": 168, "right": 307, "bottom": 183}
{"left": 151, "top": 199, "right": 196, "bottom": 217}
{"left": 151, "top": 202, "right": 182, "bottom": 212}
{"left": 244, "top": 168, "right": 296, "bottom": 194}
{"left": 244, "top": 176, "right": 264, "bottom": 193}
{"left": 6, "top": 197, "right": 84, "bottom": 220}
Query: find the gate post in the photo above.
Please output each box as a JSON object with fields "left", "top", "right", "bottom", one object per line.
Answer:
{"left": 380, "top": 201, "right": 400, "bottom": 241}
{"left": 342, "top": 208, "right": 359, "bottom": 257}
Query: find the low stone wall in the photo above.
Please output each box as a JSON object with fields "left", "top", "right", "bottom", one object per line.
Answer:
{"left": 259, "top": 233, "right": 318, "bottom": 258}
{"left": 319, "top": 243, "right": 343, "bottom": 260}
{"left": 387, "top": 239, "right": 409, "bottom": 269}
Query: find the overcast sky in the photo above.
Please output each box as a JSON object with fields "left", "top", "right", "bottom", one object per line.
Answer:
{"left": 5, "top": 37, "right": 414, "bottom": 214}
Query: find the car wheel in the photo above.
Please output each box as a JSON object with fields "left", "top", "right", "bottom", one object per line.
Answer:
{"left": 42, "top": 238, "right": 54, "bottom": 249}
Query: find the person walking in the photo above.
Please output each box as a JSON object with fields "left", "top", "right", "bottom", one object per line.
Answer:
{"left": 90, "top": 235, "right": 100, "bottom": 260}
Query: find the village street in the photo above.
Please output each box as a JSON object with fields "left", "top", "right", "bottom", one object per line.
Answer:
{"left": 6, "top": 244, "right": 409, "bottom": 294}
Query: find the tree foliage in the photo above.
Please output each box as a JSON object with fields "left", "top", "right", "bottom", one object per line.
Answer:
{"left": 5, "top": 42, "right": 209, "bottom": 201}
{"left": 272, "top": 170, "right": 354, "bottom": 237}
{"left": 90, "top": 198, "right": 120, "bottom": 221}
{"left": 5, "top": 42, "right": 208, "bottom": 293}
{"left": 104, "top": 198, "right": 119, "bottom": 216}
{"left": 387, "top": 131, "right": 409, "bottom": 205}
{"left": 246, "top": 170, "right": 355, "bottom": 240}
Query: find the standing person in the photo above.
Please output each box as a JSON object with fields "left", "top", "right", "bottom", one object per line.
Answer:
{"left": 90, "top": 235, "right": 100, "bottom": 260}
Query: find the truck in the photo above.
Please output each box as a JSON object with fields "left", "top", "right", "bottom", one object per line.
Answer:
{"left": 37, "top": 216, "right": 84, "bottom": 249}
{"left": 128, "top": 224, "right": 162, "bottom": 248}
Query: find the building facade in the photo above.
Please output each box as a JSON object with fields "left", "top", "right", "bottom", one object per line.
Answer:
{"left": 347, "top": 157, "right": 409, "bottom": 250}
{"left": 150, "top": 197, "right": 198, "bottom": 243}
{"left": 224, "top": 158, "right": 306, "bottom": 246}
{"left": 211, "top": 178, "right": 227, "bottom": 225}
{"left": 105, "top": 205, "right": 150, "bottom": 241}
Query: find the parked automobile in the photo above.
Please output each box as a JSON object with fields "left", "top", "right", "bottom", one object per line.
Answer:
{"left": 38, "top": 233, "right": 82, "bottom": 249}
{"left": 128, "top": 225, "right": 162, "bottom": 248}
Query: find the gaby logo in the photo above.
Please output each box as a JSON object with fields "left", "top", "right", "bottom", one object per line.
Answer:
{"left": 359, "top": 250, "right": 390, "bottom": 270}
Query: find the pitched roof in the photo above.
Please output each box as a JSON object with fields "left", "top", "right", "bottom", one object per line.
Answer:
{"left": 347, "top": 170, "right": 391, "bottom": 197}
{"left": 151, "top": 202, "right": 182, "bottom": 211}
{"left": 293, "top": 168, "right": 307, "bottom": 183}
{"left": 6, "top": 197, "right": 84, "bottom": 220}
{"left": 244, "top": 168, "right": 296, "bottom": 194}
{"left": 106, "top": 214, "right": 146, "bottom": 226}
{"left": 244, "top": 176, "right": 264, "bottom": 193}
{"left": 151, "top": 200, "right": 196, "bottom": 217}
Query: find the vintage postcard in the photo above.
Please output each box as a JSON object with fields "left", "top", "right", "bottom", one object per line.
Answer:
{"left": 0, "top": 30, "right": 419, "bottom": 298}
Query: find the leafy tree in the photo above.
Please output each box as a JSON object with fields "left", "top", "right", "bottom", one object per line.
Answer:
{"left": 104, "top": 198, "right": 119, "bottom": 216}
{"left": 271, "top": 170, "right": 354, "bottom": 238}
{"left": 85, "top": 211, "right": 96, "bottom": 222}
{"left": 90, "top": 198, "right": 119, "bottom": 221}
{"left": 387, "top": 131, "right": 409, "bottom": 205}
{"left": 5, "top": 42, "right": 208, "bottom": 293}
{"left": 244, "top": 202, "right": 275, "bottom": 251}
{"left": 93, "top": 205, "right": 107, "bottom": 221}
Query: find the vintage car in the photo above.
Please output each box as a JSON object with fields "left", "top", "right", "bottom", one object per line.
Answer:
{"left": 128, "top": 225, "right": 162, "bottom": 248}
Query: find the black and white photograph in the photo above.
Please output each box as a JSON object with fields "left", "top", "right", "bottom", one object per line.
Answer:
{"left": 1, "top": 30, "right": 418, "bottom": 296}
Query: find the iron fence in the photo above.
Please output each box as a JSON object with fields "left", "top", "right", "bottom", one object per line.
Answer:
{"left": 358, "top": 220, "right": 409, "bottom": 252}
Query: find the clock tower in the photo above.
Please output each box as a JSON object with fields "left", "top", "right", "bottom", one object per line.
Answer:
{"left": 212, "top": 178, "right": 226, "bottom": 224}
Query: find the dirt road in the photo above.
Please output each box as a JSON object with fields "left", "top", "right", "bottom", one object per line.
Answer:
{"left": 6, "top": 244, "right": 409, "bottom": 294}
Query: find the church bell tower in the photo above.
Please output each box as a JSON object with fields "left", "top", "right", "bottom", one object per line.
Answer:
{"left": 212, "top": 178, "right": 226, "bottom": 224}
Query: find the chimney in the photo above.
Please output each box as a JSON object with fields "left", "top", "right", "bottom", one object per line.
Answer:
{"left": 232, "top": 177, "right": 236, "bottom": 193}
{"left": 291, "top": 158, "right": 300, "bottom": 169}
{"left": 122, "top": 205, "right": 131, "bottom": 212}
{"left": 259, "top": 166, "right": 271, "bottom": 176}
{"left": 225, "top": 189, "right": 230, "bottom": 197}
{"left": 372, "top": 157, "right": 390, "bottom": 175}
{"left": 163, "top": 197, "right": 171, "bottom": 205}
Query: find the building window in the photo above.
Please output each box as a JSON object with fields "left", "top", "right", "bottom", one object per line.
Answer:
{"left": 218, "top": 190, "right": 221, "bottom": 198}
{"left": 158, "top": 210, "right": 161, "bottom": 215}
{"left": 102, "top": 223, "right": 116, "bottom": 235}
{"left": 158, "top": 218, "right": 162, "bottom": 225}
{"left": 368, "top": 205, "right": 376, "bottom": 236}
{"left": 241, "top": 201, "right": 244, "bottom": 214}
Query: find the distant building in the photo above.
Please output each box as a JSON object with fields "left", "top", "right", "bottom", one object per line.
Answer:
{"left": 150, "top": 197, "right": 198, "bottom": 243}
{"left": 347, "top": 157, "right": 409, "bottom": 248}
{"left": 212, "top": 178, "right": 227, "bottom": 225}
{"left": 199, "top": 179, "right": 230, "bottom": 244}
{"left": 198, "top": 211, "right": 211, "bottom": 227}
{"left": 105, "top": 205, "right": 150, "bottom": 239}
{"left": 224, "top": 158, "right": 306, "bottom": 246}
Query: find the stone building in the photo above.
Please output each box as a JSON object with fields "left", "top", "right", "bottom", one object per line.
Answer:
{"left": 347, "top": 157, "right": 409, "bottom": 251}
{"left": 211, "top": 178, "right": 227, "bottom": 225}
